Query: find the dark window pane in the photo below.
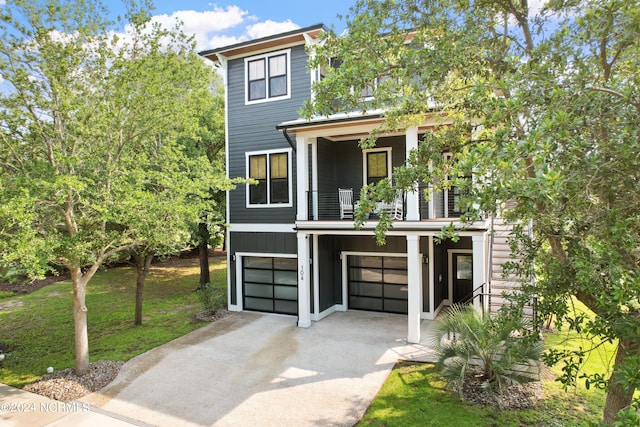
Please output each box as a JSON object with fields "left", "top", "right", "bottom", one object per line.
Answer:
{"left": 274, "top": 300, "right": 297, "bottom": 314}
{"left": 250, "top": 180, "right": 267, "bottom": 204}
{"left": 269, "top": 75, "right": 287, "bottom": 97}
{"left": 244, "top": 257, "right": 273, "bottom": 268}
{"left": 244, "top": 297, "right": 273, "bottom": 312}
{"left": 350, "top": 256, "right": 382, "bottom": 268}
{"left": 274, "top": 257, "right": 297, "bottom": 270}
{"left": 249, "top": 80, "right": 266, "bottom": 100}
{"left": 270, "top": 178, "right": 288, "bottom": 203}
{"left": 245, "top": 283, "right": 274, "bottom": 298}
{"left": 244, "top": 269, "right": 273, "bottom": 284}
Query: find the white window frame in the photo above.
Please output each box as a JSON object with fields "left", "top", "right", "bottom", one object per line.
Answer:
{"left": 244, "top": 49, "right": 292, "bottom": 105}
{"left": 245, "top": 148, "right": 293, "bottom": 208}
{"left": 362, "top": 147, "right": 392, "bottom": 186}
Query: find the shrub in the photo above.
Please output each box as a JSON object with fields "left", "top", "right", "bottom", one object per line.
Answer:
{"left": 197, "top": 282, "right": 226, "bottom": 315}
{"left": 432, "top": 305, "right": 543, "bottom": 401}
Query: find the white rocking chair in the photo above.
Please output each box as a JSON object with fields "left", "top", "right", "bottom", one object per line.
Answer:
{"left": 389, "top": 191, "right": 404, "bottom": 220}
{"left": 338, "top": 188, "right": 354, "bottom": 219}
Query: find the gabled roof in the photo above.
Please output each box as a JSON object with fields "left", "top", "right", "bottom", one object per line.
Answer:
{"left": 199, "top": 23, "right": 327, "bottom": 62}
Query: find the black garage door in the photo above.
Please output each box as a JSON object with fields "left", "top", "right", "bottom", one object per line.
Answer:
{"left": 243, "top": 256, "right": 298, "bottom": 315}
{"left": 348, "top": 256, "right": 408, "bottom": 314}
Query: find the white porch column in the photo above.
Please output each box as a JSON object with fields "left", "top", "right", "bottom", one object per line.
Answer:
{"left": 405, "top": 126, "right": 419, "bottom": 221}
{"left": 472, "top": 234, "right": 488, "bottom": 315}
{"left": 428, "top": 235, "right": 435, "bottom": 317}
{"left": 296, "top": 136, "right": 309, "bottom": 221}
{"left": 297, "top": 232, "right": 311, "bottom": 327}
{"left": 406, "top": 234, "right": 422, "bottom": 343}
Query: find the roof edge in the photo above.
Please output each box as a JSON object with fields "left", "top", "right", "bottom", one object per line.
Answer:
{"left": 199, "top": 23, "right": 327, "bottom": 59}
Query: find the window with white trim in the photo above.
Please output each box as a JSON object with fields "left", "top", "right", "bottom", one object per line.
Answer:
{"left": 246, "top": 149, "right": 292, "bottom": 207}
{"left": 443, "top": 152, "right": 470, "bottom": 217}
{"left": 363, "top": 147, "right": 392, "bottom": 185}
{"left": 245, "top": 50, "right": 291, "bottom": 104}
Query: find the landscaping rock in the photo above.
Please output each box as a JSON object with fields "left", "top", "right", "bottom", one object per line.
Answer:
{"left": 23, "top": 360, "right": 123, "bottom": 402}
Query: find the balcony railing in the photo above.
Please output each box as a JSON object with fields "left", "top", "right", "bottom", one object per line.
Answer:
{"left": 302, "top": 187, "right": 463, "bottom": 221}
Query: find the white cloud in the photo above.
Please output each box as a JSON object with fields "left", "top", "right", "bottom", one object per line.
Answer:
{"left": 203, "top": 35, "right": 246, "bottom": 50}
{"left": 246, "top": 19, "right": 300, "bottom": 39}
{"left": 151, "top": 5, "right": 247, "bottom": 50}
{"left": 105, "top": 6, "right": 302, "bottom": 52}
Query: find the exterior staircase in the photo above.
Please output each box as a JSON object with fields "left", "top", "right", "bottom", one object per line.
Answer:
{"left": 488, "top": 217, "right": 535, "bottom": 318}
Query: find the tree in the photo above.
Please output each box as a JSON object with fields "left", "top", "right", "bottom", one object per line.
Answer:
{"left": 181, "top": 90, "right": 227, "bottom": 290}
{"left": 303, "top": 0, "right": 640, "bottom": 423}
{"left": 0, "top": 0, "right": 220, "bottom": 374}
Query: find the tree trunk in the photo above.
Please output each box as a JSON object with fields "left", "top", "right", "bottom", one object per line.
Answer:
{"left": 134, "top": 252, "right": 154, "bottom": 326}
{"left": 70, "top": 267, "right": 90, "bottom": 376}
{"left": 198, "top": 221, "right": 210, "bottom": 288}
{"left": 603, "top": 339, "right": 637, "bottom": 424}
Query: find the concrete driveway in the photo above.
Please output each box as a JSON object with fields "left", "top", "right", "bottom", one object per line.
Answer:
{"left": 79, "top": 311, "right": 436, "bottom": 427}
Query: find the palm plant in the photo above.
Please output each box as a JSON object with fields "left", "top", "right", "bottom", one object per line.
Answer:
{"left": 432, "top": 305, "right": 543, "bottom": 403}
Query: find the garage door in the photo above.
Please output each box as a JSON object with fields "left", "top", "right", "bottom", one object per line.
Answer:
{"left": 243, "top": 256, "right": 298, "bottom": 315}
{"left": 348, "top": 256, "right": 408, "bottom": 314}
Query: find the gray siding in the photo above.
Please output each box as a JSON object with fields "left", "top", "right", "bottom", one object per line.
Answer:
{"left": 316, "top": 136, "right": 407, "bottom": 218}
{"left": 317, "top": 235, "right": 407, "bottom": 311}
{"left": 227, "top": 44, "right": 311, "bottom": 224}
{"left": 228, "top": 231, "right": 297, "bottom": 305}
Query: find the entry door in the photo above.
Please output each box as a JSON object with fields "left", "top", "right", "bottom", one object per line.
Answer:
{"left": 452, "top": 253, "right": 473, "bottom": 304}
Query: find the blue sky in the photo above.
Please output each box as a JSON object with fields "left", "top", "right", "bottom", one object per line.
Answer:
{"left": 126, "top": 1, "right": 356, "bottom": 52}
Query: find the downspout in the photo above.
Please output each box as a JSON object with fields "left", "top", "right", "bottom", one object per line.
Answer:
{"left": 280, "top": 126, "right": 296, "bottom": 152}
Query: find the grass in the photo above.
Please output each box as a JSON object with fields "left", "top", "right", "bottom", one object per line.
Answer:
{"left": 358, "top": 360, "right": 605, "bottom": 427}
{"left": 0, "top": 256, "right": 227, "bottom": 388}
{"left": 358, "top": 301, "right": 624, "bottom": 427}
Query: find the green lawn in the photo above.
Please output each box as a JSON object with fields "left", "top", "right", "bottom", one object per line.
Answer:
{"left": 0, "top": 256, "right": 227, "bottom": 388}
{"left": 359, "top": 302, "right": 620, "bottom": 427}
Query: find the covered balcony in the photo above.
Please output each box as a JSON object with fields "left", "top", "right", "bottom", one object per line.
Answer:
{"left": 276, "top": 111, "right": 470, "bottom": 225}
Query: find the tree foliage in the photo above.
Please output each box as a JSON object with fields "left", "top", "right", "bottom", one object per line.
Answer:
{"left": 304, "top": 0, "right": 640, "bottom": 423}
{"left": 0, "top": 0, "right": 226, "bottom": 374}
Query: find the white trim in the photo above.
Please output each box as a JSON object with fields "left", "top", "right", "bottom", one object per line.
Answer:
{"left": 218, "top": 52, "right": 232, "bottom": 306}
{"left": 428, "top": 235, "right": 435, "bottom": 315}
{"left": 407, "top": 234, "right": 422, "bottom": 343}
{"left": 448, "top": 249, "right": 473, "bottom": 306}
{"left": 234, "top": 257, "right": 243, "bottom": 311}
{"left": 235, "top": 251, "right": 298, "bottom": 258}
{"left": 314, "top": 304, "right": 338, "bottom": 321}
{"left": 405, "top": 127, "right": 420, "bottom": 221}
{"left": 233, "top": 252, "right": 298, "bottom": 316}
{"left": 310, "top": 138, "right": 319, "bottom": 220}
{"left": 294, "top": 221, "right": 490, "bottom": 234}
{"left": 228, "top": 223, "right": 295, "bottom": 233}
{"left": 296, "top": 136, "right": 309, "bottom": 220}
{"left": 297, "top": 233, "right": 311, "bottom": 328}
{"left": 363, "top": 147, "right": 393, "bottom": 185}
{"left": 245, "top": 148, "right": 293, "bottom": 208}
{"left": 244, "top": 48, "right": 292, "bottom": 105}
{"left": 312, "top": 234, "right": 319, "bottom": 318}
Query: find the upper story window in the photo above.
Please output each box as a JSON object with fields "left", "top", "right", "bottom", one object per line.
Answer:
{"left": 246, "top": 149, "right": 292, "bottom": 208}
{"left": 245, "top": 49, "right": 291, "bottom": 104}
{"left": 443, "top": 152, "right": 470, "bottom": 217}
{"left": 363, "top": 147, "right": 392, "bottom": 185}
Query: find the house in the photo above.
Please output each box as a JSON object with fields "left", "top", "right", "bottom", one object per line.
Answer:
{"left": 199, "top": 24, "right": 522, "bottom": 343}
